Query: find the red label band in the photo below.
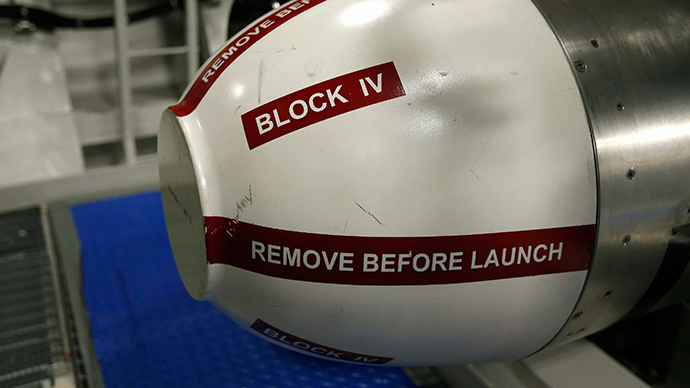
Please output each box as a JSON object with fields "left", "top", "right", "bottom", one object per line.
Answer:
{"left": 169, "top": 0, "right": 328, "bottom": 117}
{"left": 250, "top": 319, "right": 394, "bottom": 364}
{"left": 205, "top": 217, "right": 595, "bottom": 286}
{"left": 241, "top": 61, "right": 406, "bottom": 149}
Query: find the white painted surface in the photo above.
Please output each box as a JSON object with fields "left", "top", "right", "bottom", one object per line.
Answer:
{"left": 208, "top": 267, "right": 588, "bottom": 365}
{"left": 162, "top": 0, "right": 597, "bottom": 365}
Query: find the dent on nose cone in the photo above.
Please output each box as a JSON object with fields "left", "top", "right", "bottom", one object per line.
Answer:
{"left": 160, "top": 0, "right": 598, "bottom": 365}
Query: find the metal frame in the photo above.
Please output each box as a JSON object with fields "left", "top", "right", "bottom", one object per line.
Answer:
{"left": 113, "top": 0, "right": 199, "bottom": 165}
{"left": 430, "top": 339, "right": 651, "bottom": 388}
{"left": 39, "top": 206, "right": 72, "bottom": 378}
{"left": 0, "top": 163, "right": 159, "bottom": 387}
{"left": 0, "top": 162, "right": 159, "bottom": 215}
{"left": 48, "top": 203, "right": 107, "bottom": 388}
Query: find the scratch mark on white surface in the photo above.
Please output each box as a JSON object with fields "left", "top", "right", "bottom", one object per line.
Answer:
{"left": 257, "top": 57, "right": 266, "bottom": 104}
{"left": 343, "top": 206, "right": 352, "bottom": 233}
{"left": 305, "top": 56, "right": 324, "bottom": 81}
{"left": 471, "top": 87, "right": 577, "bottom": 168}
{"left": 353, "top": 201, "right": 384, "bottom": 226}
{"left": 235, "top": 184, "right": 253, "bottom": 219}
{"left": 542, "top": 87, "right": 578, "bottom": 97}
{"left": 469, "top": 168, "right": 489, "bottom": 187}
{"left": 471, "top": 100, "right": 521, "bottom": 168}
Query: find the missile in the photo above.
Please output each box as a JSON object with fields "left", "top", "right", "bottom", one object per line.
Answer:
{"left": 159, "top": 0, "right": 690, "bottom": 365}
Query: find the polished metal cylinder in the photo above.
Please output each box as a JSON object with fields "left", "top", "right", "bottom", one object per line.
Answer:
{"left": 531, "top": 0, "right": 690, "bottom": 348}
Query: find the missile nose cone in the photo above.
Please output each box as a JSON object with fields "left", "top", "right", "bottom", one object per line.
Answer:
{"left": 160, "top": 0, "right": 690, "bottom": 365}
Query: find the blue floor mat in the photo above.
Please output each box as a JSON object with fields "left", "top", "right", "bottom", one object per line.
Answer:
{"left": 70, "top": 191, "right": 416, "bottom": 388}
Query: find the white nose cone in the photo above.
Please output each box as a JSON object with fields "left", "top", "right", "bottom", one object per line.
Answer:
{"left": 160, "top": 0, "right": 597, "bottom": 365}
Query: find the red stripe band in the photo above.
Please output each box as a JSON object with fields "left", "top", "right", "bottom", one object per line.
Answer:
{"left": 169, "top": 0, "right": 328, "bottom": 117}
{"left": 205, "top": 217, "right": 595, "bottom": 286}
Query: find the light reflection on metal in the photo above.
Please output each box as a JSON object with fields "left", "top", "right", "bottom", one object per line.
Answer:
{"left": 531, "top": 0, "right": 690, "bottom": 348}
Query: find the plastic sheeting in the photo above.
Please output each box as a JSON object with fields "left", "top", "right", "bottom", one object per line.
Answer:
{"left": 0, "top": 33, "right": 84, "bottom": 189}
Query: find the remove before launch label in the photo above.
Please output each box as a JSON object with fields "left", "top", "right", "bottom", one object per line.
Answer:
{"left": 205, "top": 217, "right": 595, "bottom": 286}
{"left": 251, "top": 319, "right": 393, "bottom": 364}
{"left": 170, "top": 0, "right": 328, "bottom": 116}
{"left": 241, "top": 62, "right": 406, "bottom": 149}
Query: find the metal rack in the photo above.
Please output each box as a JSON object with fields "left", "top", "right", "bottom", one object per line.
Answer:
{"left": 0, "top": 208, "right": 74, "bottom": 388}
{"left": 113, "top": 0, "right": 199, "bottom": 165}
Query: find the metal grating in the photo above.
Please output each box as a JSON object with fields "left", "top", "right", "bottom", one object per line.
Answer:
{"left": 0, "top": 208, "right": 70, "bottom": 388}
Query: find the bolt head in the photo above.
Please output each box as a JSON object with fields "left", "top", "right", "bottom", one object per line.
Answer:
{"left": 574, "top": 60, "right": 587, "bottom": 72}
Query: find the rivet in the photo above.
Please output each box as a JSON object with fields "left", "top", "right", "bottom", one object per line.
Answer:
{"left": 626, "top": 168, "right": 635, "bottom": 180}
{"left": 623, "top": 235, "right": 631, "bottom": 245}
{"left": 574, "top": 60, "right": 587, "bottom": 72}
{"left": 13, "top": 19, "right": 37, "bottom": 34}
{"left": 590, "top": 39, "right": 600, "bottom": 48}
{"left": 616, "top": 102, "right": 625, "bottom": 111}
